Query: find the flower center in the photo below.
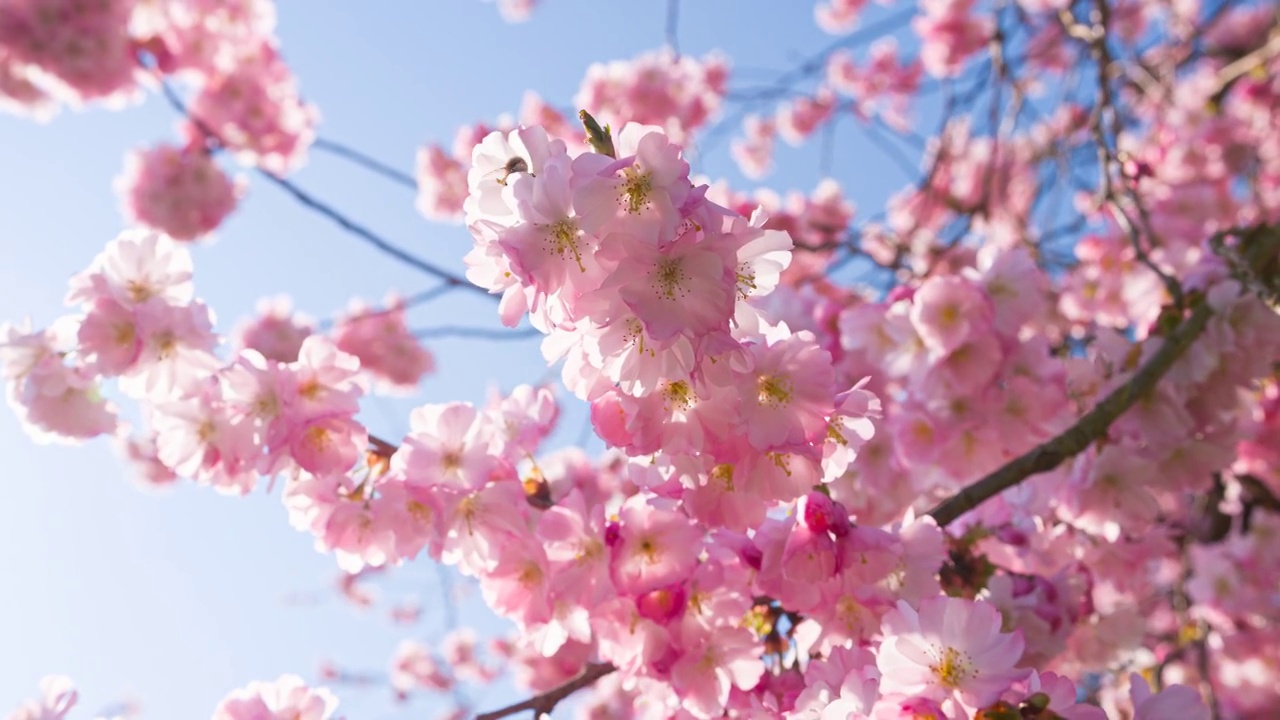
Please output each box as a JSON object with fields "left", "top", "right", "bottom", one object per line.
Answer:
{"left": 930, "top": 645, "right": 974, "bottom": 689}
{"left": 638, "top": 536, "right": 661, "bottom": 562}
{"left": 305, "top": 425, "right": 331, "bottom": 451}
{"left": 736, "top": 264, "right": 758, "bottom": 300}
{"left": 836, "top": 595, "right": 865, "bottom": 632}
{"left": 545, "top": 218, "right": 586, "bottom": 272}
{"left": 407, "top": 500, "right": 432, "bottom": 524}
{"left": 113, "top": 321, "right": 136, "bottom": 347}
{"left": 621, "top": 166, "right": 652, "bottom": 214}
{"left": 517, "top": 561, "right": 543, "bottom": 587}
{"left": 663, "top": 380, "right": 695, "bottom": 412}
{"left": 153, "top": 331, "right": 177, "bottom": 359}
{"left": 298, "top": 379, "right": 324, "bottom": 401}
{"left": 197, "top": 420, "right": 216, "bottom": 442}
{"left": 654, "top": 257, "right": 687, "bottom": 299}
{"left": 127, "top": 280, "right": 155, "bottom": 303}
{"left": 711, "top": 463, "right": 735, "bottom": 491}
{"left": 756, "top": 373, "right": 793, "bottom": 407}
{"left": 441, "top": 449, "right": 463, "bottom": 473}
{"left": 939, "top": 303, "right": 961, "bottom": 327}
{"left": 254, "top": 391, "right": 281, "bottom": 419}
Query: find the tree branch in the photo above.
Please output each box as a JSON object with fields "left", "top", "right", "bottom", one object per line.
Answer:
{"left": 412, "top": 324, "right": 542, "bottom": 341}
{"left": 927, "top": 224, "right": 1280, "bottom": 527}
{"left": 927, "top": 298, "right": 1212, "bottom": 526}
{"left": 313, "top": 137, "right": 418, "bottom": 189}
{"left": 148, "top": 69, "right": 489, "bottom": 298}
{"left": 665, "top": 0, "right": 680, "bottom": 55}
{"left": 250, "top": 168, "right": 484, "bottom": 293}
{"left": 474, "top": 662, "right": 617, "bottom": 720}
{"left": 315, "top": 283, "right": 462, "bottom": 332}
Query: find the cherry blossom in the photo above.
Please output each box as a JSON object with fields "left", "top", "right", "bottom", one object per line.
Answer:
{"left": 116, "top": 143, "right": 243, "bottom": 241}
{"left": 211, "top": 674, "right": 339, "bottom": 720}
{"left": 3, "top": 2, "right": 1280, "bottom": 718}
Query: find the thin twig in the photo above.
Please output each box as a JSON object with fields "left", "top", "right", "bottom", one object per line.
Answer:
{"left": 252, "top": 171, "right": 480, "bottom": 292}
{"left": 313, "top": 137, "right": 419, "bottom": 189}
{"left": 695, "top": 7, "right": 917, "bottom": 159}
{"left": 1062, "top": 0, "right": 1183, "bottom": 302}
{"left": 475, "top": 663, "right": 616, "bottom": 720}
{"left": 412, "top": 325, "right": 542, "bottom": 341}
{"left": 818, "top": 115, "right": 836, "bottom": 177}
{"left": 666, "top": 0, "right": 680, "bottom": 55}
{"left": 150, "top": 72, "right": 487, "bottom": 297}
{"left": 1213, "top": 27, "right": 1280, "bottom": 89}
{"left": 315, "top": 284, "right": 460, "bottom": 332}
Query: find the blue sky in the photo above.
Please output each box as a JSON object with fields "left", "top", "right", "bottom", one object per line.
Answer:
{"left": 0, "top": 2, "right": 925, "bottom": 717}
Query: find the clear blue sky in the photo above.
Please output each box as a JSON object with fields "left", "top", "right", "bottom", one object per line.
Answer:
{"left": 0, "top": 2, "right": 923, "bottom": 717}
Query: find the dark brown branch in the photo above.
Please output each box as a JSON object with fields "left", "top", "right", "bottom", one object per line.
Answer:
{"left": 927, "top": 297, "right": 1213, "bottom": 526}
{"left": 928, "top": 225, "right": 1280, "bottom": 527}
{"left": 475, "top": 662, "right": 617, "bottom": 720}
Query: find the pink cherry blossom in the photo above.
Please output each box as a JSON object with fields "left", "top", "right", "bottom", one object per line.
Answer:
{"left": 233, "top": 295, "right": 314, "bottom": 363}
{"left": 610, "top": 495, "right": 702, "bottom": 596}
{"left": 1127, "top": 673, "right": 1210, "bottom": 720}
{"left": 777, "top": 88, "right": 837, "bottom": 146}
{"left": 211, "top": 674, "right": 338, "bottom": 719}
{"left": 389, "top": 640, "right": 454, "bottom": 696}
{"left": 331, "top": 296, "right": 434, "bottom": 393}
{"left": 7, "top": 675, "right": 77, "bottom": 720}
{"left": 737, "top": 326, "right": 836, "bottom": 452}
{"left": 0, "top": 0, "right": 136, "bottom": 102}
{"left": 1, "top": 321, "right": 118, "bottom": 444}
{"left": 877, "top": 596, "right": 1027, "bottom": 712}
{"left": 415, "top": 144, "right": 468, "bottom": 222}
{"left": 913, "top": 0, "right": 994, "bottom": 78}
{"left": 731, "top": 115, "right": 776, "bottom": 179}
{"left": 187, "top": 43, "right": 317, "bottom": 175}
{"left": 669, "top": 624, "right": 763, "bottom": 718}
{"left": 814, "top": 0, "right": 868, "bottom": 34}
{"left": 574, "top": 49, "right": 728, "bottom": 143}
{"left": 116, "top": 143, "right": 243, "bottom": 241}
{"left": 395, "top": 401, "right": 498, "bottom": 492}
{"left": 909, "top": 275, "right": 992, "bottom": 354}
{"left": 66, "top": 229, "right": 194, "bottom": 309}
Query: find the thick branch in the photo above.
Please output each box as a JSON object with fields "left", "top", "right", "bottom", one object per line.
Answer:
{"left": 928, "top": 225, "right": 1280, "bottom": 527}
{"left": 927, "top": 299, "right": 1213, "bottom": 526}
{"left": 475, "top": 662, "right": 616, "bottom": 720}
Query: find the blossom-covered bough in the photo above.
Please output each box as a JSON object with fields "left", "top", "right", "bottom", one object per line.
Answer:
{"left": 2, "top": 0, "right": 1279, "bottom": 719}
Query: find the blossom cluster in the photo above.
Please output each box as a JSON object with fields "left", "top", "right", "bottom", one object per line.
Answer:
{"left": 0, "top": 0, "right": 316, "bottom": 243}
{"left": 4, "top": 0, "right": 1280, "bottom": 718}
{"left": 0, "top": 231, "right": 439, "bottom": 506}
{"left": 115, "top": 143, "right": 244, "bottom": 241}
{"left": 7, "top": 115, "right": 1275, "bottom": 720}
{"left": 6, "top": 674, "right": 340, "bottom": 720}
{"left": 574, "top": 50, "right": 729, "bottom": 143}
